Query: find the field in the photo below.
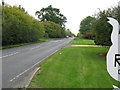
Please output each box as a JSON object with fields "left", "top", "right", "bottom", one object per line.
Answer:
{"left": 69, "top": 37, "right": 95, "bottom": 45}
{"left": 29, "top": 46, "right": 119, "bottom": 88}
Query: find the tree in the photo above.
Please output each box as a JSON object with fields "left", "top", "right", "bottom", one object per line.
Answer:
{"left": 35, "top": 5, "right": 67, "bottom": 28}
{"left": 91, "top": 5, "right": 120, "bottom": 46}
{"left": 2, "top": 5, "right": 45, "bottom": 45}
{"left": 43, "top": 21, "right": 62, "bottom": 38}
{"left": 65, "top": 29, "right": 74, "bottom": 37}
{"left": 78, "top": 5, "right": 120, "bottom": 46}
{"left": 111, "top": 6, "right": 120, "bottom": 24}
{"left": 79, "top": 16, "right": 95, "bottom": 39}
{"left": 92, "top": 10, "right": 112, "bottom": 46}
{"left": 77, "top": 32, "right": 81, "bottom": 37}
{"left": 18, "top": 5, "right": 25, "bottom": 13}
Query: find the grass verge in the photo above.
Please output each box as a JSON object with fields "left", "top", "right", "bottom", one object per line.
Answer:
{"left": 28, "top": 47, "right": 119, "bottom": 88}
{"left": 69, "top": 37, "right": 95, "bottom": 45}
{"left": 1, "top": 38, "right": 62, "bottom": 49}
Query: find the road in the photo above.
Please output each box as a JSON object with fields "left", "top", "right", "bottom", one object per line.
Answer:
{"left": 2, "top": 38, "right": 73, "bottom": 88}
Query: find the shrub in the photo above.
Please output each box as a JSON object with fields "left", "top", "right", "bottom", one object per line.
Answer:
{"left": 2, "top": 5, "right": 45, "bottom": 46}
{"left": 43, "top": 21, "right": 62, "bottom": 38}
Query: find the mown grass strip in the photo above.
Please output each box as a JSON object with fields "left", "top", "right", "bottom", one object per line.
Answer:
{"left": 28, "top": 47, "right": 119, "bottom": 88}
{"left": 69, "top": 37, "right": 95, "bottom": 45}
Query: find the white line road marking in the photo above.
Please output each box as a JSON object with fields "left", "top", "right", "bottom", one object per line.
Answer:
{"left": 31, "top": 46, "right": 40, "bottom": 50}
{"left": 9, "top": 49, "right": 59, "bottom": 82}
{"left": 25, "top": 67, "right": 40, "bottom": 88}
{"left": 9, "top": 40, "right": 69, "bottom": 82}
{"left": 50, "top": 40, "right": 63, "bottom": 43}
{"left": 0, "top": 52, "right": 19, "bottom": 58}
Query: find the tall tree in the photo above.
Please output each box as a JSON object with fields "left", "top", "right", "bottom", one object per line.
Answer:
{"left": 79, "top": 16, "right": 95, "bottom": 39}
{"left": 35, "top": 5, "right": 67, "bottom": 28}
{"left": 78, "top": 5, "right": 120, "bottom": 46}
{"left": 111, "top": 6, "right": 120, "bottom": 24}
{"left": 92, "top": 10, "right": 113, "bottom": 46}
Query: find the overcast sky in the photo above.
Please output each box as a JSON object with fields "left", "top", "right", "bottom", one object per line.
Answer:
{"left": 2, "top": 0, "right": 120, "bottom": 35}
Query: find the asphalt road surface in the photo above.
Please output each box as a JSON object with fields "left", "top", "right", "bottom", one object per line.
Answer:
{"left": 2, "top": 38, "right": 74, "bottom": 88}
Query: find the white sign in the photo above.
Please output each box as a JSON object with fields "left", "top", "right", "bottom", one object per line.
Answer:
{"left": 107, "top": 17, "right": 120, "bottom": 83}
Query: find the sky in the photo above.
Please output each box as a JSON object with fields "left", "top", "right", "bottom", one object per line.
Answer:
{"left": 2, "top": 0, "right": 120, "bottom": 35}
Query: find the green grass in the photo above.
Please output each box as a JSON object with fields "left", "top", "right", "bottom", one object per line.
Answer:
{"left": 69, "top": 37, "right": 95, "bottom": 45}
{"left": 28, "top": 47, "right": 119, "bottom": 88}
{"left": 1, "top": 38, "right": 62, "bottom": 49}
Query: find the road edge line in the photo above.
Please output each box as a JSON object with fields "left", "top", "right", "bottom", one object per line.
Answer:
{"left": 25, "top": 67, "right": 40, "bottom": 88}
{"left": 25, "top": 49, "right": 59, "bottom": 88}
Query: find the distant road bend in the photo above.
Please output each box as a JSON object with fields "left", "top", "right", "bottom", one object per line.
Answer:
{"left": 2, "top": 38, "right": 74, "bottom": 88}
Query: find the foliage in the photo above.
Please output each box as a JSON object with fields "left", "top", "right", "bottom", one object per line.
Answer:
{"left": 111, "top": 6, "right": 120, "bottom": 24}
{"left": 83, "top": 32, "right": 93, "bottom": 39}
{"left": 92, "top": 6, "right": 120, "bottom": 46}
{"left": 35, "top": 5, "right": 67, "bottom": 38}
{"left": 35, "top": 5, "right": 67, "bottom": 28}
{"left": 2, "top": 5, "right": 45, "bottom": 46}
{"left": 77, "top": 32, "right": 81, "bottom": 37}
{"left": 65, "top": 29, "right": 74, "bottom": 37}
{"left": 18, "top": 5, "right": 25, "bottom": 13}
{"left": 92, "top": 10, "right": 112, "bottom": 46}
{"left": 43, "top": 21, "right": 62, "bottom": 38}
{"left": 78, "top": 5, "right": 120, "bottom": 46}
{"left": 79, "top": 16, "right": 95, "bottom": 39}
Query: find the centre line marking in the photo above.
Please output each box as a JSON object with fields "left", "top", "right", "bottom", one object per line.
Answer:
{"left": 1, "top": 52, "right": 19, "bottom": 58}
{"left": 9, "top": 49, "right": 59, "bottom": 82}
{"left": 9, "top": 40, "right": 70, "bottom": 82}
{"left": 31, "top": 46, "right": 40, "bottom": 50}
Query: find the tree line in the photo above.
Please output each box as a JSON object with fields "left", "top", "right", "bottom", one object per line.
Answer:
{"left": 78, "top": 5, "right": 120, "bottom": 46}
{"left": 2, "top": 4, "right": 74, "bottom": 46}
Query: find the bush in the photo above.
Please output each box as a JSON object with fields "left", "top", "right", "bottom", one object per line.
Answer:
{"left": 43, "top": 21, "right": 62, "bottom": 38}
{"left": 83, "top": 32, "right": 93, "bottom": 39}
{"left": 92, "top": 11, "right": 112, "bottom": 46}
{"left": 2, "top": 5, "right": 45, "bottom": 46}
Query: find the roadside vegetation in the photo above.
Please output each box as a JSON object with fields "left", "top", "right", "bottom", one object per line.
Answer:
{"left": 1, "top": 38, "right": 62, "bottom": 49}
{"left": 69, "top": 37, "right": 95, "bottom": 45}
{"left": 28, "top": 37, "right": 119, "bottom": 88}
{"left": 2, "top": 4, "right": 74, "bottom": 47}
{"left": 3, "top": 5, "right": 45, "bottom": 46}
{"left": 78, "top": 5, "right": 120, "bottom": 46}
{"left": 2, "top": 2, "right": 120, "bottom": 88}
{"left": 29, "top": 46, "right": 119, "bottom": 88}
